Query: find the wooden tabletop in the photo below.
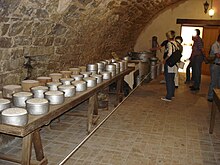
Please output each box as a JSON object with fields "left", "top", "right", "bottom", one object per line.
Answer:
{"left": 213, "top": 89, "right": 220, "bottom": 110}
{"left": 0, "top": 67, "right": 134, "bottom": 137}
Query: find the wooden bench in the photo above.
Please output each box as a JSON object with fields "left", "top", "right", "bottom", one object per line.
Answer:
{"left": 209, "top": 89, "right": 220, "bottom": 134}
{"left": 0, "top": 67, "right": 134, "bottom": 165}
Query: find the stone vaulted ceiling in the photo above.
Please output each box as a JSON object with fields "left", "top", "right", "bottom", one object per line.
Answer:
{"left": 0, "top": 0, "right": 186, "bottom": 86}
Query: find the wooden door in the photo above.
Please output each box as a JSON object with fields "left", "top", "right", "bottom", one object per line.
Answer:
{"left": 202, "top": 27, "right": 220, "bottom": 75}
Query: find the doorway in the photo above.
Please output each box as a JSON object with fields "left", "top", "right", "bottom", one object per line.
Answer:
{"left": 179, "top": 26, "right": 203, "bottom": 73}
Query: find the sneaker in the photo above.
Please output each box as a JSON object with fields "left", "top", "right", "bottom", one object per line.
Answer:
{"left": 161, "top": 97, "right": 171, "bottom": 102}
{"left": 160, "top": 80, "right": 166, "bottom": 84}
{"left": 207, "top": 99, "right": 213, "bottom": 102}
{"left": 190, "top": 87, "right": 200, "bottom": 91}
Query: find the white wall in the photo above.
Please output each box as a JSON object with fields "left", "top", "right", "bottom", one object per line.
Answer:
{"left": 134, "top": 0, "right": 220, "bottom": 60}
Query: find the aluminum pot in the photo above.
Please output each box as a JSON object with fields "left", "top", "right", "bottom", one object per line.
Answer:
{"left": 105, "top": 64, "right": 116, "bottom": 71}
{"left": 123, "top": 60, "right": 128, "bottom": 69}
{"left": 49, "top": 73, "right": 62, "bottom": 82}
{"left": 80, "top": 71, "right": 92, "bottom": 78}
{"left": 45, "top": 91, "right": 64, "bottom": 105}
{"left": 21, "top": 80, "right": 40, "bottom": 92}
{"left": 72, "top": 81, "right": 87, "bottom": 92}
{"left": 71, "top": 74, "right": 84, "bottom": 81}
{"left": 91, "top": 74, "right": 103, "bottom": 84}
{"left": 37, "top": 77, "right": 52, "bottom": 86}
{"left": 79, "top": 66, "right": 86, "bottom": 72}
{"left": 150, "top": 57, "right": 158, "bottom": 65}
{"left": 60, "top": 78, "right": 74, "bottom": 85}
{"left": 100, "top": 71, "right": 112, "bottom": 80}
{"left": 2, "top": 85, "right": 22, "bottom": 99}
{"left": 12, "top": 92, "right": 33, "bottom": 108}
{"left": 47, "top": 82, "right": 62, "bottom": 91}
{"left": 87, "top": 64, "right": 98, "bottom": 71}
{"left": 112, "top": 62, "right": 120, "bottom": 69}
{"left": 31, "top": 86, "right": 48, "bottom": 98}
{"left": 26, "top": 98, "right": 49, "bottom": 115}
{"left": 58, "top": 85, "right": 76, "bottom": 97}
{"left": 105, "top": 60, "right": 111, "bottom": 64}
{"left": 111, "top": 59, "right": 116, "bottom": 63}
{"left": 99, "top": 61, "right": 107, "bottom": 66}
{"left": 97, "top": 62, "right": 105, "bottom": 69}
{"left": 83, "top": 77, "right": 97, "bottom": 88}
{"left": 69, "top": 68, "right": 80, "bottom": 75}
{"left": 1, "top": 108, "right": 28, "bottom": 126}
{"left": 115, "top": 68, "right": 120, "bottom": 75}
{"left": 60, "top": 70, "right": 72, "bottom": 78}
{"left": 0, "top": 98, "right": 11, "bottom": 112}
{"left": 119, "top": 61, "right": 125, "bottom": 71}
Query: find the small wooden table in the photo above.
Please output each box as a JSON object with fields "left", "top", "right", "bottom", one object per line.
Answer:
{"left": 209, "top": 89, "right": 220, "bottom": 134}
{"left": 0, "top": 67, "right": 134, "bottom": 165}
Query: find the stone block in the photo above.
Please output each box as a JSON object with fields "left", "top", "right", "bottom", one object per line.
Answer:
{"left": 0, "top": 37, "right": 12, "bottom": 48}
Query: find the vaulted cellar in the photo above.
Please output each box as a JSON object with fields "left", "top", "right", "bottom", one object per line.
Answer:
{"left": 0, "top": 0, "right": 189, "bottom": 87}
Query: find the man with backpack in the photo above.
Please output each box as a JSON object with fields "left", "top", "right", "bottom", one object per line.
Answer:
{"left": 207, "top": 34, "right": 220, "bottom": 102}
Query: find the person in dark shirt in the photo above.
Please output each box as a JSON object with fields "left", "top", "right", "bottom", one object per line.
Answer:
{"left": 190, "top": 29, "right": 204, "bottom": 91}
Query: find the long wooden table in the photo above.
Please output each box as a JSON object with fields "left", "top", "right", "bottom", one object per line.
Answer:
{"left": 209, "top": 89, "right": 220, "bottom": 134}
{"left": 0, "top": 67, "right": 134, "bottom": 165}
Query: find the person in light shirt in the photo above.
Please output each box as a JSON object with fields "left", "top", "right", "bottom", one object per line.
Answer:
{"left": 161, "top": 30, "right": 179, "bottom": 102}
{"left": 207, "top": 34, "right": 220, "bottom": 102}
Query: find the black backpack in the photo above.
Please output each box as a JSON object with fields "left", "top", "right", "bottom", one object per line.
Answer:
{"left": 166, "top": 42, "right": 182, "bottom": 67}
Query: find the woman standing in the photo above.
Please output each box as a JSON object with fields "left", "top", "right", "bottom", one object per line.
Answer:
{"left": 161, "top": 30, "right": 179, "bottom": 102}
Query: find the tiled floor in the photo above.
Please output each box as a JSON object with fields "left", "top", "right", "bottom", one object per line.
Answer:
{"left": 0, "top": 73, "right": 220, "bottom": 165}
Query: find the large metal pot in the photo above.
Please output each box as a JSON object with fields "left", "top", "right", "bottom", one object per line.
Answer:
{"left": 58, "top": 85, "right": 76, "bottom": 97}
{"left": 1, "top": 108, "right": 28, "bottom": 126}
{"left": 36, "top": 77, "right": 52, "bottom": 86}
{"left": 31, "top": 86, "right": 48, "bottom": 98}
{"left": 60, "top": 70, "right": 72, "bottom": 78}
{"left": 83, "top": 77, "right": 97, "bottom": 88}
{"left": 0, "top": 98, "right": 11, "bottom": 112}
{"left": 79, "top": 66, "right": 86, "bottom": 72}
{"left": 72, "top": 81, "right": 87, "bottom": 92}
{"left": 150, "top": 57, "right": 158, "bottom": 65}
{"left": 105, "top": 64, "right": 116, "bottom": 70}
{"left": 21, "top": 80, "right": 40, "bottom": 92}
{"left": 96, "top": 62, "right": 104, "bottom": 69}
{"left": 26, "top": 98, "right": 49, "bottom": 115}
{"left": 87, "top": 64, "right": 98, "bottom": 71}
{"left": 45, "top": 91, "right": 64, "bottom": 105}
{"left": 47, "top": 82, "right": 62, "bottom": 91}
{"left": 91, "top": 74, "right": 103, "bottom": 84}
{"left": 49, "top": 73, "right": 62, "bottom": 82}
{"left": 60, "top": 78, "right": 74, "bottom": 85}
{"left": 69, "top": 68, "right": 80, "bottom": 75}
{"left": 100, "top": 71, "right": 112, "bottom": 80}
{"left": 99, "top": 61, "right": 107, "bottom": 66}
{"left": 12, "top": 92, "right": 33, "bottom": 108}
{"left": 80, "top": 71, "right": 92, "bottom": 78}
{"left": 2, "top": 85, "right": 22, "bottom": 99}
{"left": 71, "top": 74, "right": 84, "bottom": 81}
{"left": 119, "top": 61, "right": 125, "bottom": 71}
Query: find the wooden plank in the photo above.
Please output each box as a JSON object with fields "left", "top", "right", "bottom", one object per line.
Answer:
{"left": 32, "top": 130, "right": 45, "bottom": 161}
{"left": 21, "top": 133, "right": 32, "bottom": 165}
{"left": 209, "top": 89, "right": 220, "bottom": 134}
{"left": 87, "top": 93, "right": 98, "bottom": 133}
{"left": 0, "top": 154, "right": 21, "bottom": 164}
{"left": 176, "top": 19, "right": 220, "bottom": 26}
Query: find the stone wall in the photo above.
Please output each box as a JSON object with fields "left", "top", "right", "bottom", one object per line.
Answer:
{"left": 0, "top": 0, "right": 183, "bottom": 87}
